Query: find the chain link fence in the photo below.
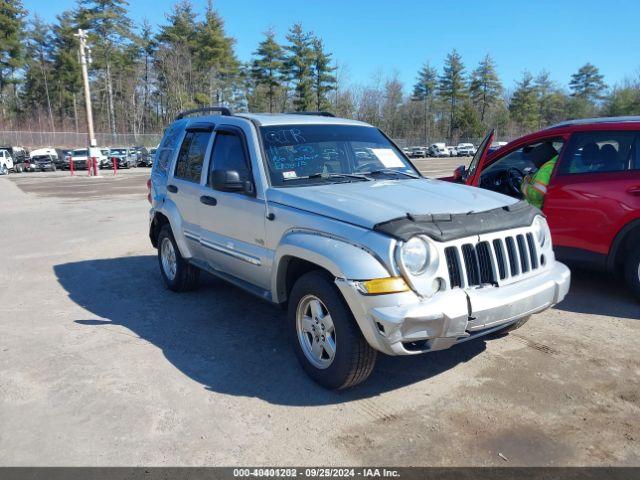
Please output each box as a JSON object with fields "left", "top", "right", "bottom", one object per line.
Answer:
{"left": 0, "top": 131, "right": 162, "bottom": 149}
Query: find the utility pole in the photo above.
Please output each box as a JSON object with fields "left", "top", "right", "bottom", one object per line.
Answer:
{"left": 75, "top": 29, "right": 98, "bottom": 174}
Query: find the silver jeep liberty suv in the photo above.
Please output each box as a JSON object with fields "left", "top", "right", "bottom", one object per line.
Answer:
{"left": 148, "top": 107, "right": 571, "bottom": 389}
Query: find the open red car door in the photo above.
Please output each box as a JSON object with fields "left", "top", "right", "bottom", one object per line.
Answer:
{"left": 452, "top": 129, "right": 494, "bottom": 185}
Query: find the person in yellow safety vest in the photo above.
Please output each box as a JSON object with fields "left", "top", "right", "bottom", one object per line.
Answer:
{"left": 521, "top": 155, "right": 558, "bottom": 209}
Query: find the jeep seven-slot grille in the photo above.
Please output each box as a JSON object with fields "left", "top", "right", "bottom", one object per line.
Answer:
{"left": 445, "top": 233, "right": 539, "bottom": 289}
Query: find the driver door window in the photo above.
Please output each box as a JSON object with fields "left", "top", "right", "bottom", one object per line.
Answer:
{"left": 482, "top": 139, "right": 564, "bottom": 178}
{"left": 479, "top": 138, "right": 563, "bottom": 198}
{"left": 207, "top": 130, "right": 251, "bottom": 187}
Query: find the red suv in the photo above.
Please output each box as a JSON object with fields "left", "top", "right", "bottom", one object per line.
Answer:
{"left": 449, "top": 117, "right": 640, "bottom": 298}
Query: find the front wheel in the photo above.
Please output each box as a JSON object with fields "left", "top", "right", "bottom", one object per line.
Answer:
{"left": 157, "top": 225, "right": 200, "bottom": 292}
{"left": 0, "top": 164, "right": 7, "bottom": 175}
{"left": 288, "top": 271, "right": 376, "bottom": 389}
{"left": 624, "top": 246, "right": 640, "bottom": 299}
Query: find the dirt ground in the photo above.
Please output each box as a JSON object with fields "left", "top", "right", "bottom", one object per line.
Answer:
{"left": 0, "top": 167, "right": 638, "bottom": 466}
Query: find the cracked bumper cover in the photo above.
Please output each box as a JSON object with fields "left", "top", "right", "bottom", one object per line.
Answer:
{"left": 336, "top": 262, "right": 571, "bottom": 356}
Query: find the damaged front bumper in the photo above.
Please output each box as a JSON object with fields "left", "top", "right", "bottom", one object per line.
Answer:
{"left": 336, "top": 262, "right": 571, "bottom": 356}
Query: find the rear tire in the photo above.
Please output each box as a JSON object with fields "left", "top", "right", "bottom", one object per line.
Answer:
{"left": 624, "top": 246, "right": 640, "bottom": 299}
{"left": 157, "top": 224, "right": 200, "bottom": 292}
{"left": 288, "top": 271, "right": 376, "bottom": 389}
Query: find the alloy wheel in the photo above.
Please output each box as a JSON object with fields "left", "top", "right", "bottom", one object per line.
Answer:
{"left": 160, "top": 237, "right": 177, "bottom": 281}
{"left": 296, "top": 295, "right": 336, "bottom": 369}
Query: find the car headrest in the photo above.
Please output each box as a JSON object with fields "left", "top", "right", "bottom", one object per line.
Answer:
{"left": 581, "top": 143, "right": 600, "bottom": 165}
{"left": 527, "top": 142, "right": 558, "bottom": 168}
{"left": 600, "top": 144, "right": 618, "bottom": 163}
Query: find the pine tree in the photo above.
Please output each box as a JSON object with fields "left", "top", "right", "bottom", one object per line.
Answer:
{"left": 157, "top": 0, "right": 198, "bottom": 47}
{"left": 22, "top": 15, "right": 55, "bottom": 129}
{"left": 381, "top": 75, "right": 404, "bottom": 137}
{"left": 534, "top": 71, "right": 567, "bottom": 127}
{"left": 138, "top": 20, "right": 156, "bottom": 132}
{"left": 251, "top": 29, "right": 285, "bottom": 112}
{"left": 412, "top": 62, "right": 436, "bottom": 143}
{"left": 194, "top": 0, "right": 240, "bottom": 106}
{"left": 0, "top": 0, "right": 26, "bottom": 120}
{"left": 438, "top": 49, "right": 467, "bottom": 141}
{"left": 509, "top": 71, "right": 540, "bottom": 132}
{"left": 569, "top": 63, "right": 607, "bottom": 102}
{"left": 604, "top": 86, "right": 640, "bottom": 116}
{"left": 285, "top": 23, "right": 314, "bottom": 112}
{"left": 310, "top": 37, "right": 336, "bottom": 111}
{"left": 79, "top": 0, "right": 135, "bottom": 134}
{"left": 49, "top": 10, "right": 82, "bottom": 129}
{"left": 469, "top": 54, "right": 502, "bottom": 123}
{"left": 454, "top": 101, "right": 482, "bottom": 140}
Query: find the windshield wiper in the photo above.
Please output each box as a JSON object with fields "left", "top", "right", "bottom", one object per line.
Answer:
{"left": 365, "top": 168, "right": 421, "bottom": 179}
{"left": 283, "top": 172, "right": 371, "bottom": 182}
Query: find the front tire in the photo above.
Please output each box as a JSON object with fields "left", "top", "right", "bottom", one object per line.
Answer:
{"left": 157, "top": 225, "right": 200, "bottom": 292}
{"left": 624, "top": 246, "right": 640, "bottom": 299}
{"left": 288, "top": 271, "right": 376, "bottom": 389}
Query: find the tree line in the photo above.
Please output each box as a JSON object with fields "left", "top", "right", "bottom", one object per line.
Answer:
{"left": 1, "top": 0, "right": 639, "bottom": 143}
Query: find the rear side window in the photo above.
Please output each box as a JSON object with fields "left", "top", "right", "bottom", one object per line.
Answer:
{"left": 174, "top": 131, "right": 211, "bottom": 183}
{"left": 155, "top": 122, "right": 184, "bottom": 175}
{"left": 207, "top": 131, "right": 251, "bottom": 187}
{"left": 559, "top": 131, "right": 638, "bottom": 174}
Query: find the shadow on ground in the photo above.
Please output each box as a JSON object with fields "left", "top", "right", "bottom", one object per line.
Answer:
{"left": 54, "top": 255, "right": 489, "bottom": 405}
{"left": 554, "top": 267, "right": 639, "bottom": 320}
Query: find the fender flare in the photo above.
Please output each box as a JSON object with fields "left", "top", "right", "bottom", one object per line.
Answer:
{"left": 271, "top": 229, "right": 392, "bottom": 303}
{"left": 150, "top": 199, "right": 194, "bottom": 259}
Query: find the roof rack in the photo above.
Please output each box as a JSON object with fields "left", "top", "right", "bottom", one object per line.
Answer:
{"left": 286, "top": 111, "right": 335, "bottom": 117}
{"left": 548, "top": 115, "right": 640, "bottom": 128}
{"left": 175, "top": 106, "right": 232, "bottom": 120}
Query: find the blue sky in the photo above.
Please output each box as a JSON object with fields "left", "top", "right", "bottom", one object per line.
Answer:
{"left": 24, "top": 0, "right": 640, "bottom": 92}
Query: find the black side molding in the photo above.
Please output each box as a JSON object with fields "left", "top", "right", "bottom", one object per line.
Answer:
{"left": 374, "top": 201, "right": 541, "bottom": 242}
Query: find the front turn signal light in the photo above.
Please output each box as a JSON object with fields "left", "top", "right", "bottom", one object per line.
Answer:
{"left": 355, "top": 277, "right": 410, "bottom": 295}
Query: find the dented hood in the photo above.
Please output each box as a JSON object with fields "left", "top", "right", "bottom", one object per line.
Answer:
{"left": 267, "top": 178, "right": 518, "bottom": 229}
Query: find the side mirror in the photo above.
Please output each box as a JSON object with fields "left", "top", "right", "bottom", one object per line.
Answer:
{"left": 453, "top": 165, "right": 467, "bottom": 182}
{"left": 211, "top": 169, "right": 253, "bottom": 194}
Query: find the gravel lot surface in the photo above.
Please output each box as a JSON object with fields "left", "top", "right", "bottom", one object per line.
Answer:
{"left": 0, "top": 167, "right": 638, "bottom": 466}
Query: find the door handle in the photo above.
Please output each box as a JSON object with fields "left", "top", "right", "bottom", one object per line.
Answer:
{"left": 627, "top": 186, "right": 640, "bottom": 196}
{"left": 200, "top": 195, "right": 217, "bottom": 206}
{"left": 167, "top": 184, "right": 178, "bottom": 193}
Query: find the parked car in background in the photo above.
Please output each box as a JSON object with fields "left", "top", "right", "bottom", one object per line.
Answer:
{"left": 446, "top": 146, "right": 458, "bottom": 157}
{"left": 487, "top": 141, "right": 508, "bottom": 155}
{"left": 70, "top": 147, "right": 106, "bottom": 170}
{"left": 1, "top": 146, "right": 29, "bottom": 172}
{"left": 0, "top": 149, "right": 13, "bottom": 175}
{"left": 447, "top": 116, "right": 640, "bottom": 297}
{"left": 30, "top": 148, "right": 60, "bottom": 171}
{"left": 148, "top": 108, "right": 569, "bottom": 389}
{"left": 136, "top": 147, "right": 153, "bottom": 167}
{"left": 148, "top": 147, "right": 157, "bottom": 166}
{"left": 103, "top": 147, "right": 137, "bottom": 169}
{"left": 456, "top": 143, "right": 476, "bottom": 156}
{"left": 408, "top": 146, "right": 428, "bottom": 158}
{"left": 29, "top": 154, "right": 57, "bottom": 171}
{"left": 429, "top": 142, "right": 449, "bottom": 157}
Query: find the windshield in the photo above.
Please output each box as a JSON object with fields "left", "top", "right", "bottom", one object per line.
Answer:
{"left": 72, "top": 149, "right": 88, "bottom": 156}
{"left": 260, "top": 124, "right": 418, "bottom": 186}
{"left": 110, "top": 148, "right": 127, "bottom": 155}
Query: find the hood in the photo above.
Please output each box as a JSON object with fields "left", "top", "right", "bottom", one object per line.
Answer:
{"left": 267, "top": 178, "right": 518, "bottom": 229}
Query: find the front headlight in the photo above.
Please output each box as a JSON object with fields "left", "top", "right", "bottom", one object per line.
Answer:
{"left": 400, "top": 236, "right": 429, "bottom": 275}
{"left": 532, "top": 215, "right": 549, "bottom": 247}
